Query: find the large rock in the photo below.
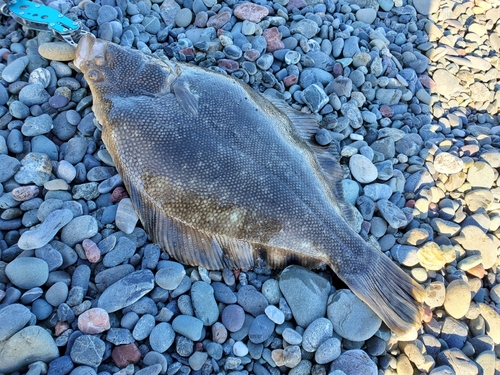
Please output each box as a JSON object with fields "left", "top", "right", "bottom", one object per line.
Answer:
{"left": 0, "top": 326, "right": 59, "bottom": 373}
{"left": 279, "top": 266, "right": 331, "bottom": 327}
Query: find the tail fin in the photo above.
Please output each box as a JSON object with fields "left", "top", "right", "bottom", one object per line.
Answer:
{"left": 338, "top": 250, "right": 425, "bottom": 336}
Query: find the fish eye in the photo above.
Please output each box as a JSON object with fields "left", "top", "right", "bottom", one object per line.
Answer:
{"left": 87, "top": 70, "right": 104, "bottom": 82}
{"left": 94, "top": 55, "right": 106, "bottom": 66}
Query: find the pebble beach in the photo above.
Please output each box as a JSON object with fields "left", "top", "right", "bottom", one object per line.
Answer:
{"left": 0, "top": 0, "right": 499, "bottom": 374}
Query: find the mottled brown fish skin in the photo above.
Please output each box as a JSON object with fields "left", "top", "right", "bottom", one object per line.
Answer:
{"left": 74, "top": 34, "right": 424, "bottom": 335}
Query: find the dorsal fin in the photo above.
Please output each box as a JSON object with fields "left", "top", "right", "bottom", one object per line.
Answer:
{"left": 264, "top": 95, "right": 319, "bottom": 143}
{"left": 264, "top": 95, "right": 358, "bottom": 229}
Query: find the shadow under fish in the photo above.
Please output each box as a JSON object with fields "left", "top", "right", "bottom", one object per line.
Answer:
{"left": 73, "top": 33, "right": 424, "bottom": 336}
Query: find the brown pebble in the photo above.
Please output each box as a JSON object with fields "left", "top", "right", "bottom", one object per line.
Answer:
{"left": 82, "top": 238, "right": 101, "bottom": 263}
{"left": 112, "top": 343, "right": 141, "bottom": 368}
{"left": 380, "top": 105, "right": 394, "bottom": 117}
{"left": 263, "top": 27, "right": 285, "bottom": 52}
{"left": 78, "top": 307, "right": 111, "bottom": 334}
{"left": 422, "top": 306, "right": 433, "bottom": 323}
{"left": 286, "top": 0, "right": 307, "bottom": 11}
{"left": 206, "top": 11, "right": 231, "bottom": 29}
{"left": 332, "top": 62, "right": 343, "bottom": 77}
{"left": 467, "top": 264, "right": 486, "bottom": 278}
{"left": 243, "top": 49, "right": 260, "bottom": 61}
{"left": 419, "top": 75, "right": 436, "bottom": 90}
{"left": 217, "top": 59, "right": 239, "bottom": 73}
{"left": 283, "top": 75, "right": 297, "bottom": 87}
{"left": 110, "top": 187, "right": 128, "bottom": 203}
{"left": 38, "top": 42, "right": 76, "bottom": 61}
{"left": 180, "top": 47, "right": 195, "bottom": 60}
{"left": 212, "top": 322, "right": 228, "bottom": 344}
{"left": 234, "top": 2, "right": 269, "bottom": 23}
{"left": 55, "top": 321, "right": 70, "bottom": 336}
{"left": 12, "top": 185, "right": 39, "bottom": 201}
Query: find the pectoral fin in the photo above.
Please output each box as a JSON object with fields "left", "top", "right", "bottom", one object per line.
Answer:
{"left": 173, "top": 77, "right": 199, "bottom": 116}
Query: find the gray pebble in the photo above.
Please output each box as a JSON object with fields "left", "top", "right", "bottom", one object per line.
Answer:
{"left": 0, "top": 326, "right": 59, "bottom": 374}
{"left": 222, "top": 304, "right": 246, "bottom": 332}
{"left": 9, "top": 100, "right": 30, "bottom": 119}
{"left": 115, "top": 198, "right": 139, "bottom": 234}
{"left": 60, "top": 215, "right": 98, "bottom": 247}
{"left": 15, "top": 153, "right": 52, "bottom": 186}
{"left": 7, "top": 129, "right": 23, "bottom": 153}
{"left": 155, "top": 260, "right": 186, "bottom": 290}
{"left": 19, "top": 84, "right": 50, "bottom": 106}
{"left": 0, "top": 303, "right": 31, "bottom": 341}
{"left": 70, "top": 335, "right": 105, "bottom": 367}
{"left": 302, "top": 318, "right": 333, "bottom": 352}
{"left": 315, "top": 337, "right": 341, "bottom": 364}
{"left": 248, "top": 314, "right": 275, "bottom": 344}
{"left": 21, "top": 114, "right": 53, "bottom": 136}
{"left": 98, "top": 270, "right": 155, "bottom": 312}
{"left": 5, "top": 257, "right": 49, "bottom": 289}
{"left": 133, "top": 314, "right": 156, "bottom": 341}
{"left": 2, "top": 56, "right": 30, "bottom": 83}
{"left": 18, "top": 209, "right": 73, "bottom": 250}
{"left": 279, "top": 265, "right": 330, "bottom": 327}
{"left": 191, "top": 281, "right": 219, "bottom": 326}
{"left": 237, "top": 285, "right": 269, "bottom": 317}
{"left": 327, "top": 289, "right": 381, "bottom": 341}
{"left": 330, "top": 349, "right": 377, "bottom": 375}
{"left": 149, "top": 322, "right": 175, "bottom": 353}
{"left": 103, "top": 236, "right": 136, "bottom": 267}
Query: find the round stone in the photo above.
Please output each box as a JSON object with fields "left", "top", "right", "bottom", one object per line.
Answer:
{"left": 349, "top": 154, "right": 378, "bottom": 183}
{"left": 78, "top": 308, "right": 111, "bottom": 334}
{"left": 434, "top": 152, "right": 464, "bottom": 174}
{"left": 5, "top": 257, "right": 49, "bottom": 289}
{"left": 327, "top": 290, "right": 381, "bottom": 341}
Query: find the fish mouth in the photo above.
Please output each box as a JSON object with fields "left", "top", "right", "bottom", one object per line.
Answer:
{"left": 74, "top": 34, "right": 107, "bottom": 71}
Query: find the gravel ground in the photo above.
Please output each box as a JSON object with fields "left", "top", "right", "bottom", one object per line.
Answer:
{"left": 0, "top": 0, "right": 500, "bottom": 374}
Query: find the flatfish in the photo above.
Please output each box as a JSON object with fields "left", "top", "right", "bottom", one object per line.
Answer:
{"left": 73, "top": 34, "right": 424, "bottom": 335}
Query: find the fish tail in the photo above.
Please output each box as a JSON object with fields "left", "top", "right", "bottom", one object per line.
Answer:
{"left": 337, "top": 249, "right": 425, "bottom": 336}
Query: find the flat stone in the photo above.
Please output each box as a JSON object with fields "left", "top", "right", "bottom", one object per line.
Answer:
{"left": 434, "top": 152, "right": 464, "bottom": 174}
{"left": 417, "top": 241, "right": 447, "bottom": 271}
{"left": 279, "top": 265, "right": 331, "bottom": 327}
{"left": 479, "top": 304, "right": 500, "bottom": 344}
{"left": 0, "top": 304, "right": 31, "bottom": 341}
{"left": 330, "top": 349, "right": 377, "bottom": 375}
{"left": 172, "top": 315, "right": 204, "bottom": 341}
{"left": 115, "top": 198, "right": 139, "bottom": 234}
{"left": 60, "top": 215, "right": 98, "bottom": 247}
{"left": 5, "top": 257, "right": 49, "bottom": 289}
{"left": 38, "top": 42, "right": 76, "bottom": 61}
{"left": 18, "top": 209, "right": 73, "bottom": 250}
{"left": 155, "top": 261, "right": 186, "bottom": 290}
{"left": 70, "top": 335, "right": 105, "bottom": 367}
{"left": 349, "top": 154, "right": 378, "bottom": 183}
{"left": 149, "top": 323, "right": 175, "bottom": 353}
{"left": 98, "top": 270, "right": 155, "bottom": 312}
{"left": 454, "top": 226, "right": 498, "bottom": 269}
{"left": 432, "top": 69, "right": 463, "bottom": 98}
{"left": 0, "top": 326, "right": 59, "bottom": 373}
{"left": 191, "top": 281, "right": 219, "bottom": 326}
{"left": 444, "top": 280, "right": 470, "bottom": 320}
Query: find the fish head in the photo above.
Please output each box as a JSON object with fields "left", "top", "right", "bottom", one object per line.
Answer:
{"left": 74, "top": 34, "right": 175, "bottom": 122}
